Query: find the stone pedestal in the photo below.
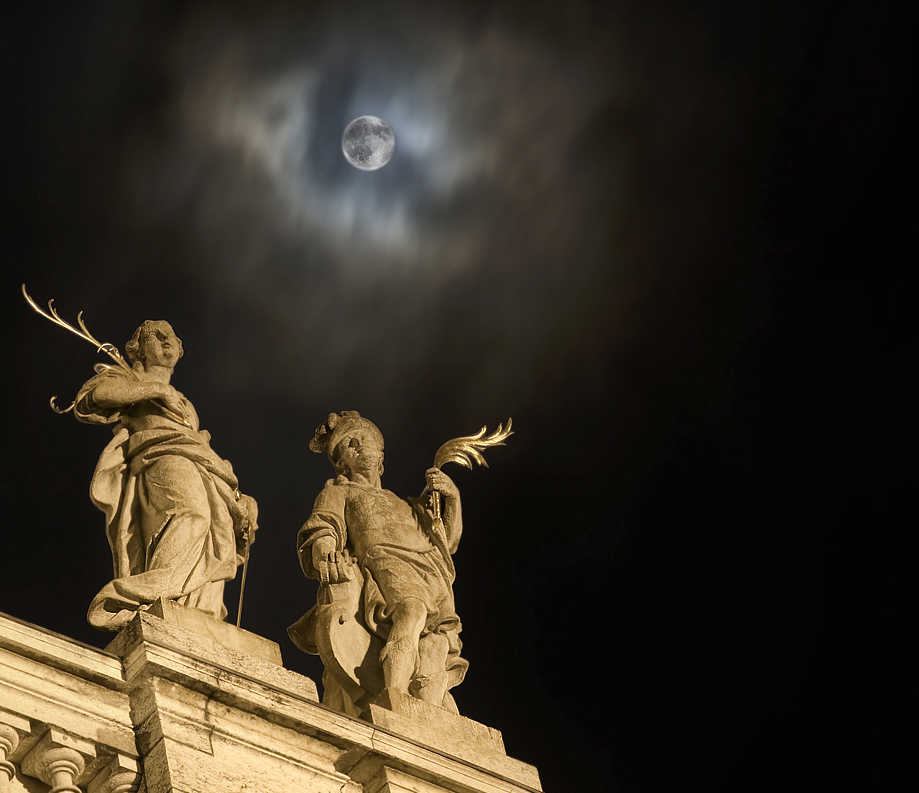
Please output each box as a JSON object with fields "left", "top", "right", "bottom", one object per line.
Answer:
{"left": 145, "top": 599, "right": 283, "bottom": 667}
{"left": 1, "top": 608, "right": 541, "bottom": 793}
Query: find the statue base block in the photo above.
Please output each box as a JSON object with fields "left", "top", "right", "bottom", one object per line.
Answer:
{"left": 146, "top": 597, "right": 283, "bottom": 666}
{"left": 366, "top": 688, "right": 540, "bottom": 788}
{"left": 105, "top": 607, "right": 318, "bottom": 706}
{"left": 104, "top": 598, "right": 288, "bottom": 675}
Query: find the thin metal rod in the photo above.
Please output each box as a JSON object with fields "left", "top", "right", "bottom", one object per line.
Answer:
{"left": 236, "top": 531, "right": 251, "bottom": 629}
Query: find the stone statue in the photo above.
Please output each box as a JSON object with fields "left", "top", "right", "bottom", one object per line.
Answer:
{"left": 73, "top": 320, "right": 258, "bottom": 630}
{"left": 22, "top": 289, "right": 258, "bottom": 632}
{"left": 288, "top": 411, "right": 510, "bottom": 716}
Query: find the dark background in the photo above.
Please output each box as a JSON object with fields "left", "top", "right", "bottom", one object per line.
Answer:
{"left": 2, "top": 2, "right": 917, "bottom": 791}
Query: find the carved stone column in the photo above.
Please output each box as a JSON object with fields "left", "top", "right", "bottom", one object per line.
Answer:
{"left": 0, "top": 712, "right": 30, "bottom": 793}
{"left": 0, "top": 725, "right": 19, "bottom": 793}
{"left": 21, "top": 729, "right": 96, "bottom": 793}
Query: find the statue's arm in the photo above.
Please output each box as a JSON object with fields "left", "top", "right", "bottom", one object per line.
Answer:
{"left": 425, "top": 468, "right": 463, "bottom": 553}
{"left": 90, "top": 374, "right": 179, "bottom": 411}
{"left": 297, "top": 483, "right": 350, "bottom": 585}
{"left": 296, "top": 520, "right": 336, "bottom": 575}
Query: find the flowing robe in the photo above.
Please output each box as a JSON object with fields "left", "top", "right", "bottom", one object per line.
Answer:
{"left": 75, "top": 369, "right": 249, "bottom": 630}
{"left": 292, "top": 476, "right": 468, "bottom": 710}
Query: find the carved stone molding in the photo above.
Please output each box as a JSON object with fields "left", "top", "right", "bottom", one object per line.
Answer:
{"left": 87, "top": 753, "right": 141, "bottom": 793}
{"left": 94, "top": 771, "right": 139, "bottom": 793}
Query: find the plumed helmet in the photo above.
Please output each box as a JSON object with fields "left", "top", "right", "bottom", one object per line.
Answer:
{"left": 309, "top": 411, "right": 383, "bottom": 459}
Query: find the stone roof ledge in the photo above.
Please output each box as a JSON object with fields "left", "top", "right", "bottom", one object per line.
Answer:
{"left": 2, "top": 605, "right": 542, "bottom": 792}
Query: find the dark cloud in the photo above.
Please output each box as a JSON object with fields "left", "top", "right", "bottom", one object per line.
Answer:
{"left": 98, "top": 0, "right": 624, "bottom": 429}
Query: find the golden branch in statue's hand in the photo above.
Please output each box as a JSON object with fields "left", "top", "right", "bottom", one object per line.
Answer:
{"left": 428, "top": 419, "right": 513, "bottom": 519}
{"left": 433, "top": 419, "right": 513, "bottom": 470}
{"left": 22, "top": 284, "right": 133, "bottom": 412}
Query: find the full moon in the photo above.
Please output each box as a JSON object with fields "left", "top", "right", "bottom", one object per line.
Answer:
{"left": 342, "top": 116, "right": 395, "bottom": 171}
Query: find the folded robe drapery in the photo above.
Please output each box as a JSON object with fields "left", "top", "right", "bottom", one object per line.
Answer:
{"left": 76, "top": 370, "right": 248, "bottom": 630}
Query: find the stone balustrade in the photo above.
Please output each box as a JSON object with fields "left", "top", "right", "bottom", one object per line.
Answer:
{"left": 1, "top": 607, "right": 540, "bottom": 793}
{"left": 0, "top": 612, "right": 140, "bottom": 793}
{"left": 0, "top": 716, "right": 139, "bottom": 793}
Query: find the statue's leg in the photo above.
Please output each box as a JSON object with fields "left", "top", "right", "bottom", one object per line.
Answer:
{"left": 380, "top": 597, "right": 427, "bottom": 694}
{"left": 413, "top": 632, "right": 450, "bottom": 707}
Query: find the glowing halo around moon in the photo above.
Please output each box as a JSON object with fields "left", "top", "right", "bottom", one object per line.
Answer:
{"left": 342, "top": 115, "right": 396, "bottom": 171}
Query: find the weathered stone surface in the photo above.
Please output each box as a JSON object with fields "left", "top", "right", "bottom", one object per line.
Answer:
{"left": 106, "top": 610, "right": 313, "bottom": 703}
{"left": 291, "top": 412, "right": 512, "bottom": 719}
{"left": 0, "top": 613, "right": 135, "bottom": 760}
{"left": 0, "top": 612, "right": 125, "bottom": 688}
{"left": 134, "top": 675, "right": 360, "bottom": 793}
{"left": 0, "top": 714, "right": 27, "bottom": 793}
{"left": 2, "top": 607, "right": 541, "bottom": 793}
{"left": 85, "top": 752, "right": 141, "bottom": 793}
{"left": 21, "top": 729, "right": 96, "bottom": 788}
{"left": 0, "top": 612, "right": 141, "bottom": 793}
{"left": 363, "top": 765, "right": 455, "bottom": 793}
{"left": 372, "top": 688, "right": 505, "bottom": 754}
{"left": 367, "top": 690, "right": 540, "bottom": 790}
{"left": 24, "top": 306, "right": 260, "bottom": 633}
{"left": 116, "top": 607, "right": 540, "bottom": 792}
{"left": 146, "top": 598, "right": 282, "bottom": 666}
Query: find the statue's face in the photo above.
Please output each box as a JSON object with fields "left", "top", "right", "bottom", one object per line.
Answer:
{"left": 337, "top": 430, "right": 384, "bottom": 482}
{"left": 141, "top": 322, "right": 182, "bottom": 369}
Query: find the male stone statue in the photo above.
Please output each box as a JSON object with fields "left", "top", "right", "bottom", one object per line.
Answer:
{"left": 289, "top": 411, "right": 468, "bottom": 716}
{"left": 73, "top": 320, "right": 258, "bottom": 630}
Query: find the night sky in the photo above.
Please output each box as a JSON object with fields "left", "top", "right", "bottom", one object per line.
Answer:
{"left": 2, "top": 2, "right": 917, "bottom": 791}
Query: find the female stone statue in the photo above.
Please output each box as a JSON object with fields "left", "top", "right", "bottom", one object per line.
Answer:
{"left": 74, "top": 320, "right": 257, "bottom": 630}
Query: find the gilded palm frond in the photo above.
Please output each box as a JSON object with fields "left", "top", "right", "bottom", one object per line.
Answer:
{"left": 22, "top": 284, "right": 132, "bottom": 412}
{"left": 433, "top": 419, "right": 513, "bottom": 470}
{"left": 22, "top": 285, "right": 131, "bottom": 373}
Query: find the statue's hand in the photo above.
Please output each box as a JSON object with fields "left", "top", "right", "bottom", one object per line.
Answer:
{"left": 153, "top": 383, "right": 184, "bottom": 415}
{"left": 426, "top": 467, "right": 459, "bottom": 499}
{"left": 312, "top": 537, "right": 348, "bottom": 585}
{"left": 238, "top": 494, "right": 258, "bottom": 535}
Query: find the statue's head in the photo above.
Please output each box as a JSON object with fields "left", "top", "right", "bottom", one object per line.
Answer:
{"left": 125, "top": 320, "right": 184, "bottom": 368}
{"left": 310, "top": 411, "right": 384, "bottom": 480}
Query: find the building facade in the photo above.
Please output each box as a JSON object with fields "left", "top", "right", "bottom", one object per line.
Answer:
{"left": 0, "top": 606, "right": 541, "bottom": 793}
